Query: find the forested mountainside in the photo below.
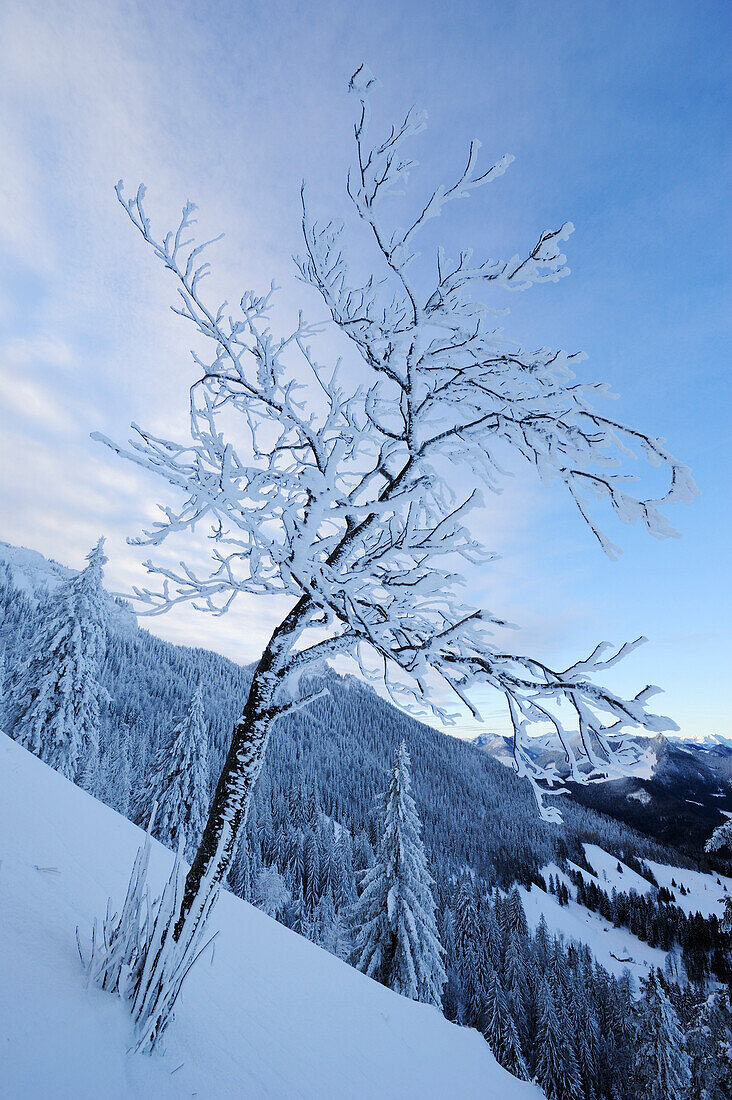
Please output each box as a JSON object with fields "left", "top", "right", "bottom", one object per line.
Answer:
{"left": 0, "top": 732, "right": 538, "bottom": 1100}
{"left": 2, "top": 542, "right": 731, "bottom": 1100}
{"left": 0, "top": 543, "right": 695, "bottom": 889}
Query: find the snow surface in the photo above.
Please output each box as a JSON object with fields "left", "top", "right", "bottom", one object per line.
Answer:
{"left": 643, "top": 859, "right": 732, "bottom": 918}
{"left": 519, "top": 876, "right": 666, "bottom": 981}
{"left": 0, "top": 733, "right": 541, "bottom": 1100}
{"left": 582, "top": 844, "right": 655, "bottom": 897}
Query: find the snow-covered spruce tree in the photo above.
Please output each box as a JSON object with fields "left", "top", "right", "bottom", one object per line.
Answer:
{"left": 451, "top": 872, "right": 491, "bottom": 1025}
{"left": 0, "top": 646, "right": 6, "bottom": 730}
{"left": 9, "top": 539, "right": 108, "bottom": 780}
{"left": 480, "top": 966, "right": 529, "bottom": 1081}
{"left": 535, "top": 977, "right": 583, "bottom": 1100}
{"left": 721, "top": 896, "right": 732, "bottom": 935}
{"left": 636, "top": 969, "right": 692, "bottom": 1100}
{"left": 96, "top": 68, "right": 694, "bottom": 949}
{"left": 254, "top": 864, "right": 290, "bottom": 919}
{"left": 705, "top": 815, "right": 732, "bottom": 855}
{"left": 686, "top": 990, "right": 732, "bottom": 1100}
{"left": 145, "top": 682, "right": 210, "bottom": 862}
{"left": 350, "top": 741, "right": 446, "bottom": 1006}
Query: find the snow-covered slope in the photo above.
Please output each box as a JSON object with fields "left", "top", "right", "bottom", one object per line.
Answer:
{"left": 522, "top": 857, "right": 666, "bottom": 981}
{"left": 582, "top": 844, "right": 655, "bottom": 896}
{"left": 0, "top": 732, "right": 540, "bottom": 1100}
{"left": 642, "top": 859, "right": 731, "bottom": 918}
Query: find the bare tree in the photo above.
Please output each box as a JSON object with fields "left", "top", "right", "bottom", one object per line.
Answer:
{"left": 95, "top": 66, "right": 695, "bottom": 936}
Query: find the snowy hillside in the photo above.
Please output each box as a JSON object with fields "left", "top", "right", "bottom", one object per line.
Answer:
{"left": 525, "top": 844, "right": 732, "bottom": 982}
{"left": 0, "top": 731, "right": 541, "bottom": 1100}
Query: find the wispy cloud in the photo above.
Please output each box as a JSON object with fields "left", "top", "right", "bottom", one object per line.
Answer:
{"left": 0, "top": 0, "right": 728, "bottom": 737}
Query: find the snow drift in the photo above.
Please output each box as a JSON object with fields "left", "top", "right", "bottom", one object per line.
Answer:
{"left": 0, "top": 732, "right": 541, "bottom": 1099}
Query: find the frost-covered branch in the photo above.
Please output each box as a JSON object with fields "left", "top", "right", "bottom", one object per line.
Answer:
{"left": 99, "top": 69, "right": 695, "bottom": 824}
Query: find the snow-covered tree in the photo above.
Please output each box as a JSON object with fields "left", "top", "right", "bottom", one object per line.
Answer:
{"left": 636, "top": 969, "right": 692, "bottom": 1100}
{"left": 686, "top": 990, "right": 732, "bottom": 1100}
{"left": 721, "top": 896, "right": 732, "bottom": 935}
{"left": 350, "top": 741, "right": 446, "bottom": 1007}
{"left": 0, "top": 646, "right": 6, "bottom": 730}
{"left": 254, "top": 865, "right": 290, "bottom": 919}
{"left": 451, "top": 872, "right": 492, "bottom": 1024}
{"left": 145, "top": 683, "right": 210, "bottom": 862}
{"left": 313, "top": 893, "right": 352, "bottom": 960}
{"left": 535, "top": 978, "right": 583, "bottom": 1100}
{"left": 705, "top": 815, "right": 732, "bottom": 854}
{"left": 480, "top": 966, "right": 529, "bottom": 1080}
{"left": 9, "top": 539, "right": 108, "bottom": 780}
{"left": 97, "top": 68, "right": 693, "bottom": 955}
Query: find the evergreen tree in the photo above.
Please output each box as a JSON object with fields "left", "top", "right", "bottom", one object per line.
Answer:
{"left": 535, "top": 978, "right": 583, "bottom": 1100}
{"left": 351, "top": 741, "right": 446, "bottom": 1007}
{"left": 254, "top": 865, "right": 290, "bottom": 919}
{"left": 636, "top": 969, "right": 692, "bottom": 1100}
{"left": 502, "top": 927, "right": 531, "bottom": 1053}
{"left": 145, "top": 683, "right": 210, "bottom": 862}
{"left": 9, "top": 539, "right": 108, "bottom": 779}
{"left": 0, "top": 645, "right": 6, "bottom": 730}
{"left": 480, "top": 966, "right": 529, "bottom": 1080}
{"left": 314, "top": 893, "right": 352, "bottom": 960}
{"left": 569, "top": 982, "right": 601, "bottom": 1099}
{"left": 503, "top": 886, "right": 529, "bottom": 938}
{"left": 685, "top": 991, "right": 732, "bottom": 1100}
{"left": 452, "top": 872, "right": 489, "bottom": 1024}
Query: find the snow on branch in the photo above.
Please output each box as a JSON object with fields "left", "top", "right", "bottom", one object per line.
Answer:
{"left": 98, "top": 69, "right": 696, "bottom": 812}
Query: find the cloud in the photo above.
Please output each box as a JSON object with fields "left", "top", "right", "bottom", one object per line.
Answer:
{"left": 0, "top": 0, "right": 725, "bottom": 739}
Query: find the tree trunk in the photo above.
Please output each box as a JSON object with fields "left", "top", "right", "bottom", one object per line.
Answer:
{"left": 172, "top": 601, "right": 305, "bottom": 939}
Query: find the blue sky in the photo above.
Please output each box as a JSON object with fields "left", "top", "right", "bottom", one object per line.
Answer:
{"left": 0, "top": 0, "right": 729, "bottom": 737}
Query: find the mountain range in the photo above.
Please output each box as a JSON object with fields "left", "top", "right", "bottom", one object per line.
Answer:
{"left": 471, "top": 730, "right": 732, "bottom": 857}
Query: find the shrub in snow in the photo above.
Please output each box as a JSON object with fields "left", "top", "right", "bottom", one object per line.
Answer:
{"left": 81, "top": 817, "right": 222, "bottom": 1053}
{"left": 9, "top": 539, "right": 109, "bottom": 780}
{"left": 351, "top": 741, "right": 446, "bottom": 1007}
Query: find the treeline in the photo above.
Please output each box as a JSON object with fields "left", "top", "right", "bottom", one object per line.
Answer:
{"left": 556, "top": 870, "right": 732, "bottom": 987}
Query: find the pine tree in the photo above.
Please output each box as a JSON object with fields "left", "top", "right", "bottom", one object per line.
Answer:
{"left": 0, "top": 646, "right": 6, "bottom": 730}
{"left": 685, "top": 990, "right": 732, "bottom": 1100}
{"left": 636, "top": 969, "right": 692, "bottom": 1100}
{"left": 9, "top": 539, "right": 109, "bottom": 779}
{"left": 452, "top": 872, "right": 487, "bottom": 1024}
{"left": 481, "top": 966, "right": 529, "bottom": 1080}
{"left": 351, "top": 741, "right": 446, "bottom": 1007}
{"left": 145, "top": 683, "right": 211, "bottom": 862}
{"left": 535, "top": 978, "right": 583, "bottom": 1100}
